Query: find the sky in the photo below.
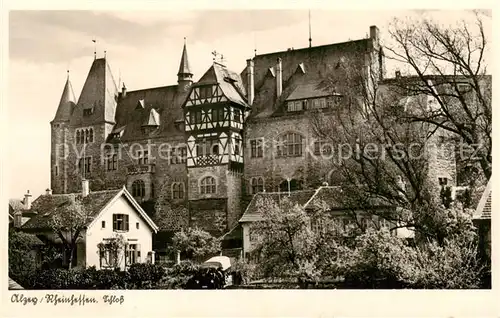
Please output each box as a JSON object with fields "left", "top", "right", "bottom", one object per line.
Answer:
{"left": 6, "top": 9, "right": 491, "bottom": 199}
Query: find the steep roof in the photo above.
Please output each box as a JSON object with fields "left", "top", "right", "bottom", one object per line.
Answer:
{"left": 113, "top": 85, "right": 188, "bottom": 141}
{"left": 52, "top": 75, "right": 76, "bottom": 122}
{"left": 195, "top": 62, "right": 248, "bottom": 107}
{"left": 22, "top": 188, "right": 158, "bottom": 232}
{"left": 70, "top": 58, "right": 118, "bottom": 126}
{"left": 243, "top": 38, "right": 371, "bottom": 117}
{"left": 239, "top": 190, "right": 316, "bottom": 223}
{"left": 9, "top": 199, "right": 25, "bottom": 217}
{"left": 177, "top": 42, "right": 192, "bottom": 76}
{"left": 474, "top": 179, "right": 492, "bottom": 220}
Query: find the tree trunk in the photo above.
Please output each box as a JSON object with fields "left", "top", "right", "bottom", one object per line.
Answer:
{"left": 68, "top": 245, "right": 75, "bottom": 270}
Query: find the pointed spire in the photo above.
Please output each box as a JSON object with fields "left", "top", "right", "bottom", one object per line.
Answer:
{"left": 177, "top": 37, "right": 193, "bottom": 83}
{"left": 53, "top": 71, "right": 76, "bottom": 122}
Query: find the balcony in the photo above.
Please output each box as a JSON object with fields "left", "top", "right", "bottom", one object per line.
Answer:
{"left": 126, "top": 164, "right": 156, "bottom": 175}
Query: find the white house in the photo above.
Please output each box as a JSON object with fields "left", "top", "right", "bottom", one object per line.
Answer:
{"left": 22, "top": 180, "right": 158, "bottom": 270}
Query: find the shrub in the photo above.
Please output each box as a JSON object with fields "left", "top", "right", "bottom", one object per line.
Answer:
{"left": 230, "top": 259, "right": 259, "bottom": 285}
{"left": 161, "top": 260, "right": 200, "bottom": 289}
{"left": 8, "top": 230, "right": 41, "bottom": 287}
{"left": 128, "top": 263, "right": 165, "bottom": 288}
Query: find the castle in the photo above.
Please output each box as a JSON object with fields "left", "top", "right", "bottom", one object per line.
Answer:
{"left": 50, "top": 25, "right": 457, "bottom": 241}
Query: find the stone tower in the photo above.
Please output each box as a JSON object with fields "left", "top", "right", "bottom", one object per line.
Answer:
{"left": 50, "top": 71, "right": 76, "bottom": 194}
{"left": 62, "top": 56, "right": 119, "bottom": 193}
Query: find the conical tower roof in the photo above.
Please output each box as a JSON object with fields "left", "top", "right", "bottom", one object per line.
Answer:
{"left": 177, "top": 40, "right": 192, "bottom": 79}
{"left": 52, "top": 73, "right": 76, "bottom": 122}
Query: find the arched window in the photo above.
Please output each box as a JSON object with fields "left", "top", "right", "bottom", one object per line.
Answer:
{"left": 277, "top": 179, "right": 303, "bottom": 192}
{"left": 76, "top": 131, "right": 81, "bottom": 144}
{"left": 89, "top": 128, "right": 94, "bottom": 143}
{"left": 200, "top": 176, "right": 216, "bottom": 194}
{"left": 276, "top": 132, "right": 303, "bottom": 157}
{"left": 172, "top": 182, "right": 185, "bottom": 199}
{"left": 132, "top": 180, "right": 145, "bottom": 198}
{"left": 251, "top": 177, "right": 264, "bottom": 194}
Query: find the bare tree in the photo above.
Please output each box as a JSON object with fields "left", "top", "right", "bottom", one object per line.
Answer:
{"left": 385, "top": 12, "right": 492, "bottom": 180}
{"left": 309, "top": 15, "right": 490, "bottom": 243}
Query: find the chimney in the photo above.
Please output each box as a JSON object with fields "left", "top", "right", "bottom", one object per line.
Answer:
{"left": 395, "top": 70, "right": 401, "bottom": 79}
{"left": 246, "top": 59, "right": 254, "bottom": 106}
{"left": 46, "top": 188, "right": 52, "bottom": 195}
{"left": 24, "top": 190, "right": 32, "bottom": 209}
{"left": 370, "top": 25, "right": 380, "bottom": 48}
{"left": 276, "top": 58, "right": 283, "bottom": 99}
{"left": 13, "top": 211, "right": 23, "bottom": 228}
{"left": 121, "top": 83, "right": 127, "bottom": 98}
{"left": 82, "top": 179, "right": 90, "bottom": 197}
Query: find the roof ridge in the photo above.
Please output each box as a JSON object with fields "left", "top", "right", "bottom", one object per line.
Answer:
{"left": 254, "top": 38, "right": 368, "bottom": 58}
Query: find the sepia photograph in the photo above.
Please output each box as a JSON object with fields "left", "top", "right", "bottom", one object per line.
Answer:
{"left": 5, "top": 7, "right": 492, "bottom": 295}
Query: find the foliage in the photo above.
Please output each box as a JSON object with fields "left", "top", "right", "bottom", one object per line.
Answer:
{"left": 127, "top": 263, "right": 166, "bottom": 288}
{"left": 49, "top": 196, "right": 92, "bottom": 269}
{"left": 161, "top": 260, "right": 201, "bottom": 289}
{"left": 28, "top": 266, "right": 128, "bottom": 289}
{"left": 252, "top": 197, "right": 322, "bottom": 287}
{"left": 251, "top": 194, "right": 485, "bottom": 288}
{"left": 8, "top": 230, "right": 41, "bottom": 287}
{"left": 170, "top": 228, "right": 221, "bottom": 262}
{"left": 96, "top": 233, "right": 127, "bottom": 269}
{"left": 230, "top": 258, "right": 259, "bottom": 285}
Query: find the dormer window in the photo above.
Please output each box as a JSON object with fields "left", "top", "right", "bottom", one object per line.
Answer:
{"left": 83, "top": 108, "right": 94, "bottom": 116}
{"left": 287, "top": 100, "right": 304, "bottom": 112}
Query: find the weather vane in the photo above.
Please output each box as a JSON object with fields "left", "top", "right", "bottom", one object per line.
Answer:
{"left": 212, "top": 50, "right": 225, "bottom": 64}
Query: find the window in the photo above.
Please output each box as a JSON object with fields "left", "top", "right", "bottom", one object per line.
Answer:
{"left": 137, "top": 151, "right": 149, "bottom": 165}
{"left": 250, "top": 139, "right": 263, "bottom": 158}
{"left": 132, "top": 180, "right": 145, "bottom": 198}
{"left": 276, "top": 133, "right": 303, "bottom": 157}
{"left": 198, "top": 86, "right": 213, "bottom": 99}
{"left": 78, "top": 157, "right": 91, "bottom": 173}
{"left": 251, "top": 177, "right": 264, "bottom": 194}
{"left": 55, "top": 166, "right": 59, "bottom": 176}
{"left": 126, "top": 244, "right": 141, "bottom": 265}
{"left": 151, "top": 182, "right": 155, "bottom": 198}
{"left": 107, "top": 154, "right": 117, "bottom": 171}
{"left": 234, "top": 138, "right": 241, "bottom": 156}
{"left": 233, "top": 109, "right": 241, "bottom": 122}
{"left": 179, "top": 147, "right": 187, "bottom": 163}
{"left": 195, "top": 111, "right": 202, "bottom": 124}
{"left": 75, "top": 128, "right": 94, "bottom": 144}
{"left": 438, "top": 177, "right": 448, "bottom": 186}
{"left": 287, "top": 100, "right": 304, "bottom": 112}
{"left": 136, "top": 222, "right": 139, "bottom": 229}
{"left": 99, "top": 243, "right": 118, "bottom": 268}
{"left": 214, "top": 108, "right": 225, "bottom": 121}
{"left": 313, "top": 140, "right": 333, "bottom": 155}
{"left": 101, "top": 221, "right": 105, "bottom": 229}
{"left": 172, "top": 182, "right": 185, "bottom": 199}
{"left": 113, "top": 214, "right": 129, "bottom": 232}
{"left": 277, "top": 179, "right": 303, "bottom": 192}
{"left": 83, "top": 108, "right": 94, "bottom": 116}
{"left": 195, "top": 139, "right": 219, "bottom": 157}
{"left": 200, "top": 176, "right": 216, "bottom": 194}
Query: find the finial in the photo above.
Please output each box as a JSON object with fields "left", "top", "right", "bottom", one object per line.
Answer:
{"left": 308, "top": 10, "right": 312, "bottom": 48}
{"left": 92, "top": 39, "right": 96, "bottom": 59}
{"left": 184, "top": 37, "right": 186, "bottom": 44}
{"left": 254, "top": 48, "right": 257, "bottom": 57}
{"left": 67, "top": 69, "right": 69, "bottom": 79}
{"left": 104, "top": 50, "right": 107, "bottom": 58}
